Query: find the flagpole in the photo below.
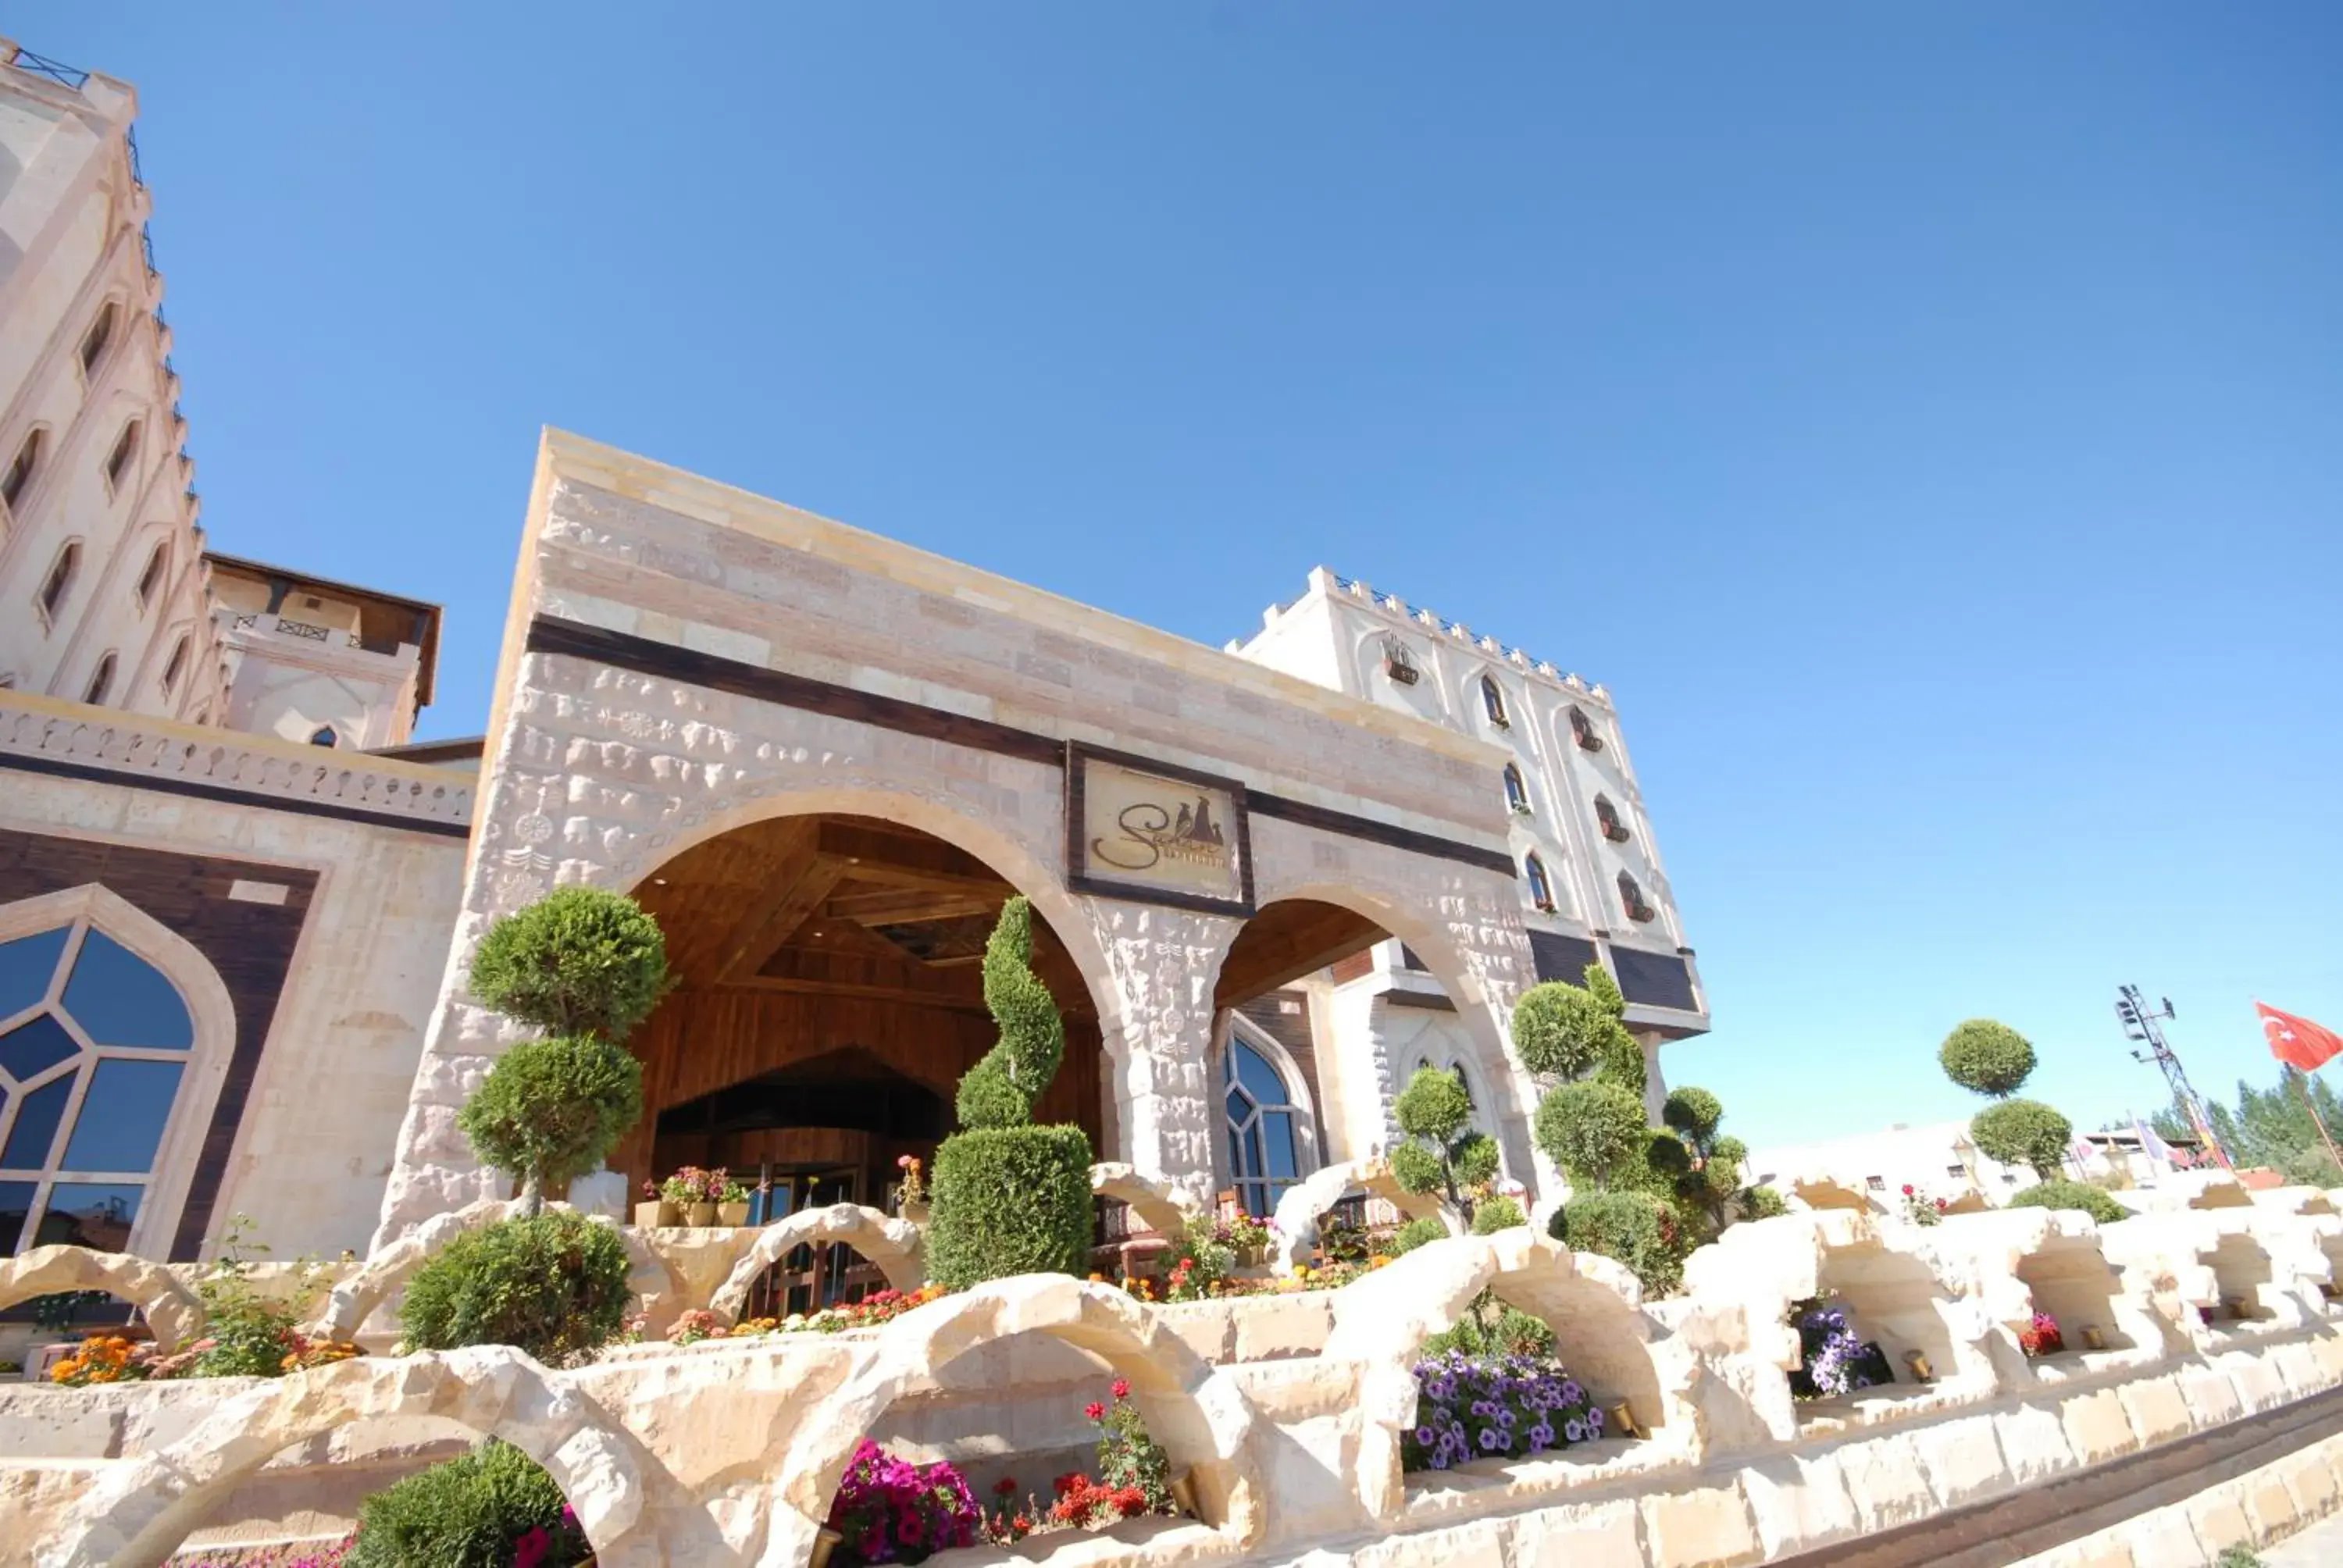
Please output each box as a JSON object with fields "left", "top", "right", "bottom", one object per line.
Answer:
{"left": 2292, "top": 1070, "right": 2343, "bottom": 1179}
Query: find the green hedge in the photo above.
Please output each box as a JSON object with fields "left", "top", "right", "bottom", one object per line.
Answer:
{"left": 348, "top": 1438, "right": 586, "bottom": 1568}
{"left": 1552, "top": 1189, "right": 1682, "bottom": 1295}
{"left": 400, "top": 1212, "right": 633, "bottom": 1366}
{"left": 2006, "top": 1179, "right": 2128, "bottom": 1225}
{"left": 925, "top": 1124, "right": 1095, "bottom": 1290}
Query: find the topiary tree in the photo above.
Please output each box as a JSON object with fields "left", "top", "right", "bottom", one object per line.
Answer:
{"left": 348, "top": 1437, "right": 587, "bottom": 1568}
{"left": 926, "top": 898, "right": 1096, "bottom": 1290}
{"left": 1513, "top": 964, "right": 1644, "bottom": 1095}
{"left": 1550, "top": 1189, "right": 1682, "bottom": 1295}
{"left": 1389, "top": 1215, "right": 1448, "bottom": 1255}
{"left": 1533, "top": 1079, "right": 1649, "bottom": 1191}
{"left": 1389, "top": 1066, "right": 1501, "bottom": 1221}
{"left": 398, "top": 1210, "right": 633, "bottom": 1366}
{"left": 1741, "top": 1185, "right": 1788, "bottom": 1221}
{"left": 1938, "top": 1019, "right": 2037, "bottom": 1099}
{"left": 2006, "top": 1178, "right": 2127, "bottom": 1225}
{"left": 1970, "top": 1098, "right": 2074, "bottom": 1180}
{"left": 1470, "top": 1194, "right": 1528, "bottom": 1234}
{"left": 468, "top": 886, "right": 672, "bottom": 1042}
{"left": 458, "top": 1035, "right": 644, "bottom": 1215}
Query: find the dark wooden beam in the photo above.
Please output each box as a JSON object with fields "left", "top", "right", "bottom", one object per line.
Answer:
{"left": 1212, "top": 902, "right": 1386, "bottom": 1009}
{"left": 714, "top": 850, "right": 851, "bottom": 984}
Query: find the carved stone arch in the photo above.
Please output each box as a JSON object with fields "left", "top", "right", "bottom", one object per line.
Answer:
{"left": 0, "top": 881, "right": 240, "bottom": 1260}
{"left": 52, "top": 1348, "right": 663, "bottom": 1568}
{"left": 708, "top": 1204, "right": 925, "bottom": 1323}
{"left": 1324, "top": 1230, "right": 1689, "bottom": 1521}
{"left": 0, "top": 1244, "right": 203, "bottom": 1350}
{"left": 1089, "top": 1162, "right": 1196, "bottom": 1239}
{"left": 772, "top": 1276, "right": 1266, "bottom": 1566}
{"left": 1268, "top": 1157, "right": 1457, "bottom": 1275}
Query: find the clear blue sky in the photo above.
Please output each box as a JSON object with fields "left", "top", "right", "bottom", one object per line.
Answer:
{"left": 21, "top": 5, "right": 2340, "bottom": 1149}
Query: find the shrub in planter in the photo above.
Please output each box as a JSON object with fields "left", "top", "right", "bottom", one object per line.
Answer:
{"left": 1550, "top": 1189, "right": 1682, "bottom": 1295}
{"left": 1470, "top": 1195, "right": 1527, "bottom": 1235}
{"left": 1970, "top": 1098, "right": 2074, "bottom": 1181}
{"left": 927, "top": 899, "right": 1094, "bottom": 1290}
{"left": 458, "top": 1034, "right": 643, "bottom": 1215}
{"left": 348, "top": 1438, "right": 588, "bottom": 1568}
{"left": 1389, "top": 1216, "right": 1449, "bottom": 1256}
{"left": 398, "top": 1211, "right": 632, "bottom": 1365}
{"left": 2006, "top": 1178, "right": 2128, "bottom": 1224}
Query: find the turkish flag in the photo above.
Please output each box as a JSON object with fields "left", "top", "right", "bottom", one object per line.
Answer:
{"left": 2258, "top": 1002, "right": 2343, "bottom": 1072}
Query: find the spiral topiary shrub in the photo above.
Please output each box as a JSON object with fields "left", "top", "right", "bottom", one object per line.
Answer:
{"left": 398, "top": 1211, "right": 633, "bottom": 1366}
{"left": 926, "top": 897, "right": 1095, "bottom": 1288}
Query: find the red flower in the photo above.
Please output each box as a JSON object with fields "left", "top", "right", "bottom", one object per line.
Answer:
{"left": 1111, "top": 1377, "right": 1131, "bottom": 1399}
{"left": 993, "top": 1477, "right": 1018, "bottom": 1497}
{"left": 1900, "top": 1184, "right": 1914, "bottom": 1196}
{"left": 1084, "top": 1400, "right": 1106, "bottom": 1421}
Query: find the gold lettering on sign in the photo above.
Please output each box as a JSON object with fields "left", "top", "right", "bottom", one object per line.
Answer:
{"left": 1079, "top": 759, "right": 1243, "bottom": 903}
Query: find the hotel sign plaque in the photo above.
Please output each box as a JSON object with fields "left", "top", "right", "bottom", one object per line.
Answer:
{"left": 1065, "top": 743, "right": 1254, "bottom": 916}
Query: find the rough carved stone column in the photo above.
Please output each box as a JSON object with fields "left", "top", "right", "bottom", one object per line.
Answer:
{"left": 1088, "top": 900, "right": 1243, "bottom": 1208}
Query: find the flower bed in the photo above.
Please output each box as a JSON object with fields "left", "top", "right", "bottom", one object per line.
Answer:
{"left": 52, "top": 1328, "right": 361, "bottom": 1385}
{"left": 1790, "top": 1299, "right": 1895, "bottom": 1399}
{"left": 826, "top": 1438, "right": 982, "bottom": 1563}
{"left": 1400, "top": 1350, "right": 1608, "bottom": 1472}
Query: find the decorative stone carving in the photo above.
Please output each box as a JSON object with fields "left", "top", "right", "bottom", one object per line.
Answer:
{"left": 707, "top": 1206, "right": 925, "bottom": 1324}
{"left": 0, "top": 1245, "right": 204, "bottom": 1352}
{"left": 1089, "top": 1163, "right": 1197, "bottom": 1240}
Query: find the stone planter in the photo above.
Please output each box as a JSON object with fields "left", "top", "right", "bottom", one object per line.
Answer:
{"left": 717, "top": 1201, "right": 751, "bottom": 1228}
{"left": 636, "top": 1200, "right": 677, "bottom": 1229}
{"left": 686, "top": 1202, "right": 719, "bottom": 1228}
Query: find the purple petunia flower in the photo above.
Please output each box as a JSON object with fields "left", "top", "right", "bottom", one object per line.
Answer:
{"left": 1564, "top": 1417, "right": 1586, "bottom": 1442}
{"left": 1415, "top": 1425, "right": 1435, "bottom": 1444}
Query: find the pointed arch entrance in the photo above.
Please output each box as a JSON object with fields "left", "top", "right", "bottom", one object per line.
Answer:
{"left": 618, "top": 812, "right": 1106, "bottom": 1266}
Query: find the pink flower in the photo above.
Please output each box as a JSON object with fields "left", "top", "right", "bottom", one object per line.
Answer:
{"left": 1111, "top": 1377, "right": 1131, "bottom": 1399}
{"left": 510, "top": 1525, "right": 551, "bottom": 1568}
{"left": 1085, "top": 1400, "right": 1106, "bottom": 1420}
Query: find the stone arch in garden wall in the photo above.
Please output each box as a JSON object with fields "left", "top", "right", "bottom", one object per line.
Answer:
{"left": 1090, "top": 1163, "right": 1195, "bottom": 1239}
{"left": 1268, "top": 1158, "right": 1457, "bottom": 1275}
{"left": 708, "top": 1204, "right": 925, "bottom": 1324}
{"left": 1322, "top": 1229, "right": 1689, "bottom": 1523}
{"left": 48, "top": 1348, "right": 698, "bottom": 1568}
{"left": 0, "top": 1244, "right": 205, "bottom": 1352}
{"left": 770, "top": 1275, "right": 1266, "bottom": 1568}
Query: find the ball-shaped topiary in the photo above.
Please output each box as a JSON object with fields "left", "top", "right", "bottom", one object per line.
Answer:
{"left": 348, "top": 1438, "right": 583, "bottom": 1568}
{"left": 1533, "top": 1079, "right": 1649, "bottom": 1191}
{"left": 1551, "top": 1188, "right": 1682, "bottom": 1295}
{"left": 1389, "top": 1066, "right": 1500, "bottom": 1217}
{"left": 1741, "top": 1185, "right": 1789, "bottom": 1221}
{"left": 1389, "top": 1216, "right": 1450, "bottom": 1255}
{"left": 1938, "top": 1019, "right": 2037, "bottom": 1099}
{"left": 2006, "top": 1179, "right": 2127, "bottom": 1224}
{"left": 468, "top": 886, "right": 672, "bottom": 1042}
{"left": 457, "top": 1034, "right": 644, "bottom": 1214}
{"left": 1662, "top": 1087, "right": 1724, "bottom": 1144}
{"left": 1970, "top": 1097, "right": 2074, "bottom": 1180}
{"left": 398, "top": 1211, "right": 633, "bottom": 1367}
{"left": 1510, "top": 964, "right": 1639, "bottom": 1086}
{"left": 1470, "top": 1195, "right": 1528, "bottom": 1234}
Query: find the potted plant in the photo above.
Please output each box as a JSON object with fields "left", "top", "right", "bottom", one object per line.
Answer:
{"left": 662, "top": 1168, "right": 715, "bottom": 1228}
{"left": 716, "top": 1174, "right": 751, "bottom": 1228}
{"left": 895, "top": 1153, "right": 928, "bottom": 1225}
{"left": 637, "top": 1180, "right": 676, "bottom": 1229}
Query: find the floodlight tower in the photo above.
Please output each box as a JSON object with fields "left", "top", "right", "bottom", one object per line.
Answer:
{"left": 2116, "top": 985, "right": 2231, "bottom": 1169}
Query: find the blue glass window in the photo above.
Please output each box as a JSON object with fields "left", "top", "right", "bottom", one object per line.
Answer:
{"left": 61, "top": 931, "right": 193, "bottom": 1049}
{"left": 0, "top": 911, "right": 206, "bottom": 1255}
{"left": 1223, "top": 1039, "right": 1307, "bottom": 1217}
{"left": 0, "top": 1014, "right": 79, "bottom": 1082}
{"left": 2, "top": 1075, "right": 72, "bottom": 1170}
{"left": 62, "top": 1060, "right": 184, "bottom": 1173}
{"left": 0, "top": 928, "right": 69, "bottom": 1018}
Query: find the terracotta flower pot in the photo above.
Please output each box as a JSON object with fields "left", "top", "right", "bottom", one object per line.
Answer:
{"left": 634, "top": 1200, "right": 675, "bottom": 1229}
{"left": 717, "top": 1201, "right": 750, "bottom": 1228}
{"left": 686, "top": 1201, "right": 719, "bottom": 1228}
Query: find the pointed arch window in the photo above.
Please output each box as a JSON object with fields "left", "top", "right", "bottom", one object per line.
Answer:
{"left": 0, "top": 918, "right": 197, "bottom": 1256}
{"left": 3, "top": 429, "right": 44, "bottom": 514}
{"left": 1525, "top": 852, "right": 1556, "bottom": 913}
{"left": 102, "top": 421, "right": 141, "bottom": 494}
{"left": 159, "top": 636, "right": 189, "bottom": 696}
{"left": 82, "top": 653, "right": 117, "bottom": 707}
{"left": 1618, "top": 871, "right": 1657, "bottom": 923}
{"left": 135, "top": 543, "right": 168, "bottom": 608}
{"left": 1503, "top": 763, "right": 1530, "bottom": 815}
{"left": 79, "top": 303, "right": 118, "bottom": 376}
{"left": 1570, "top": 705, "right": 1605, "bottom": 753}
{"left": 1223, "top": 1036, "right": 1306, "bottom": 1217}
{"left": 37, "top": 541, "right": 77, "bottom": 622}
{"left": 308, "top": 725, "right": 338, "bottom": 748}
{"left": 1596, "top": 795, "right": 1631, "bottom": 843}
{"left": 1481, "top": 675, "right": 1510, "bottom": 729}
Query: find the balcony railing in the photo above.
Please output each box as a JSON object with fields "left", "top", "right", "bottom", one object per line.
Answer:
{"left": 6, "top": 48, "right": 91, "bottom": 90}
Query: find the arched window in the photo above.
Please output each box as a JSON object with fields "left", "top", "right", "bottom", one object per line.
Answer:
{"left": 134, "top": 543, "right": 168, "bottom": 608}
{"left": 1223, "top": 1036, "right": 1305, "bottom": 1217}
{"left": 0, "top": 919, "right": 197, "bottom": 1254}
{"left": 1569, "top": 705, "right": 1605, "bottom": 753}
{"left": 37, "top": 541, "right": 78, "bottom": 622}
{"left": 1618, "top": 871, "right": 1656, "bottom": 923}
{"left": 79, "top": 302, "right": 118, "bottom": 376}
{"left": 102, "top": 421, "right": 141, "bottom": 494}
{"left": 4, "top": 429, "right": 44, "bottom": 513}
{"left": 1481, "top": 675, "right": 1509, "bottom": 729}
{"left": 1595, "top": 795, "right": 1630, "bottom": 843}
{"left": 308, "top": 725, "right": 338, "bottom": 748}
{"left": 159, "top": 636, "right": 189, "bottom": 696}
{"left": 1525, "top": 852, "right": 1556, "bottom": 912}
{"left": 1503, "top": 764, "right": 1530, "bottom": 814}
{"left": 82, "top": 654, "right": 118, "bottom": 707}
